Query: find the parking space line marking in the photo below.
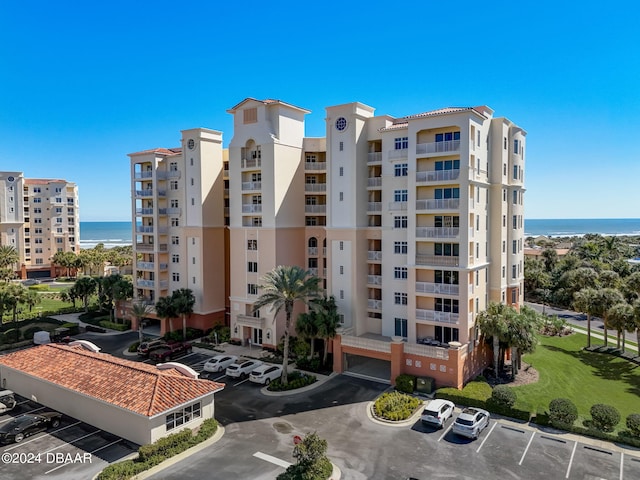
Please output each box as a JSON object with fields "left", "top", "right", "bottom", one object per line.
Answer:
{"left": 41, "top": 430, "right": 102, "bottom": 456}
{"left": 4, "top": 421, "right": 82, "bottom": 452}
{"left": 518, "top": 431, "right": 535, "bottom": 465}
{"left": 16, "top": 400, "right": 31, "bottom": 406}
{"left": 0, "top": 406, "right": 46, "bottom": 425}
{"left": 438, "top": 423, "right": 453, "bottom": 442}
{"left": 620, "top": 452, "right": 624, "bottom": 480}
{"left": 213, "top": 374, "right": 226, "bottom": 381}
{"left": 476, "top": 421, "right": 497, "bottom": 453}
{"left": 234, "top": 378, "right": 250, "bottom": 386}
{"left": 253, "top": 451, "right": 292, "bottom": 469}
{"left": 90, "top": 438, "right": 122, "bottom": 455}
{"left": 566, "top": 441, "right": 578, "bottom": 478}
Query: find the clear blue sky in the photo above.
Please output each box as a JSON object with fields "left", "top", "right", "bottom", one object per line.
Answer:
{"left": 1, "top": 1, "right": 638, "bottom": 221}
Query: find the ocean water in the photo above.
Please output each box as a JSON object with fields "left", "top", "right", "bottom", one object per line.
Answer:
{"left": 524, "top": 218, "right": 640, "bottom": 237}
{"left": 80, "top": 222, "right": 132, "bottom": 249}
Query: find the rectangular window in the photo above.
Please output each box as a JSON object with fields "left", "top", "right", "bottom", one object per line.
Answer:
{"left": 435, "top": 216, "right": 459, "bottom": 228}
{"left": 171, "top": 218, "right": 179, "bottom": 227}
{"left": 502, "top": 266, "right": 506, "bottom": 278}
{"left": 33, "top": 187, "right": 41, "bottom": 193}
{"left": 435, "top": 270, "right": 458, "bottom": 284}
{"left": 56, "top": 237, "right": 63, "bottom": 243}
{"left": 434, "top": 159, "right": 460, "bottom": 171}
{"left": 394, "top": 189, "right": 408, "bottom": 202}
{"left": 394, "top": 137, "right": 408, "bottom": 149}
{"left": 394, "top": 267, "right": 408, "bottom": 279}
{"left": 394, "top": 216, "right": 408, "bottom": 228}
{"left": 243, "top": 107, "right": 257, "bottom": 124}
{"left": 394, "top": 318, "right": 408, "bottom": 338}
{"left": 339, "top": 141, "right": 344, "bottom": 151}
{"left": 513, "top": 215, "right": 517, "bottom": 229}
{"left": 172, "top": 272, "right": 180, "bottom": 282}
{"left": 340, "top": 289, "right": 344, "bottom": 299}
{"left": 504, "top": 137, "right": 507, "bottom": 149}
{"left": 34, "top": 218, "right": 42, "bottom": 224}
{"left": 339, "top": 167, "right": 344, "bottom": 176}
{"left": 512, "top": 265, "right": 517, "bottom": 279}
{"left": 434, "top": 188, "right": 459, "bottom": 199}
{"left": 171, "top": 236, "right": 180, "bottom": 245}
{"left": 247, "top": 239, "right": 258, "bottom": 250}
{"left": 171, "top": 199, "right": 179, "bottom": 208}
{"left": 514, "top": 139, "right": 519, "bottom": 154}
{"left": 170, "top": 180, "right": 178, "bottom": 190}
{"left": 339, "top": 192, "right": 343, "bottom": 201}
{"left": 339, "top": 265, "right": 344, "bottom": 274}
{"left": 33, "top": 197, "right": 41, "bottom": 203}
{"left": 512, "top": 240, "right": 517, "bottom": 254}
{"left": 434, "top": 243, "right": 459, "bottom": 257}
{"left": 166, "top": 402, "right": 201, "bottom": 431}
{"left": 394, "top": 292, "right": 408, "bottom": 305}
{"left": 248, "top": 261, "right": 258, "bottom": 272}
{"left": 394, "top": 241, "right": 408, "bottom": 254}
{"left": 339, "top": 241, "right": 344, "bottom": 251}
{"left": 55, "top": 207, "right": 62, "bottom": 213}
{"left": 435, "top": 298, "right": 459, "bottom": 313}
{"left": 513, "top": 165, "right": 518, "bottom": 180}
{"left": 247, "top": 284, "right": 258, "bottom": 295}
{"left": 35, "top": 258, "right": 43, "bottom": 264}
{"left": 394, "top": 163, "right": 408, "bottom": 177}
{"left": 512, "top": 289, "right": 517, "bottom": 304}
{"left": 172, "top": 254, "right": 179, "bottom": 263}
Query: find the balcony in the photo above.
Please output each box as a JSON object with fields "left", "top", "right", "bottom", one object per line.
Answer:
{"left": 367, "top": 275, "right": 382, "bottom": 285}
{"left": 241, "top": 158, "right": 261, "bottom": 169}
{"left": 416, "top": 140, "right": 461, "bottom": 155}
{"left": 388, "top": 148, "right": 408, "bottom": 160}
{"left": 367, "top": 299, "right": 382, "bottom": 311}
{"left": 416, "top": 255, "right": 459, "bottom": 267}
{"left": 134, "top": 171, "right": 153, "bottom": 179}
{"left": 135, "top": 243, "right": 168, "bottom": 252}
{"left": 166, "top": 208, "right": 181, "bottom": 215}
{"left": 305, "top": 162, "right": 326, "bottom": 171}
{"left": 323, "top": 268, "right": 327, "bottom": 277}
{"left": 416, "top": 169, "right": 460, "bottom": 183}
{"left": 341, "top": 335, "right": 391, "bottom": 353}
{"left": 367, "top": 250, "right": 382, "bottom": 261}
{"left": 308, "top": 268, "right": 318, "bottom": 276}
{"left": 242, "top": 204, "right": 263, "bottom": 213}
{"left": 137, "top": 261, "right": 155, "bottom": 270}
{"left": 415, "top": 309, "right": 460, "bottom": 324}
{"left": 367, "top": 202, "right": 382, "bottom": 212}
{"left": 415, "top": 227, "right": 460, "bottom": 238}
{"left": 389, "top": 201, "right": 407, "bottom": 211}
{"left": 242, "top": 181, "right": 262, "bottom": 191}
{"left": 308, "top": 247, "right": 318, "bottom": 256}
{"left": 305, "top": 205, "right": 326, "bottom": 214}
{"left": 136, "top": 208, "right": 154, "bottom": 216}
{"left": 367, "top": 177, "right": 382, "bottom": 188}
{"left": 416, "top": 199, "right": 460, "bottom": 211}
{"left": 367, "top": 152, "right": 382, "bottom": 163}
{"left": 323, "top": 247, "right": 326, "bottom": 256}
{"left": 136, "top": 279, "right": 155, "bottom": 288}
{"left": 166, "top": 170, "right": 181, "bottom": 179}
{"left": 415, "top": 282, "right": 460, "bottom": 295}
{"left": 135, "top": 189, "right": 166, "bottom": 198}
{"left": 304, "top": 183, "right": 326, "bottom": 192}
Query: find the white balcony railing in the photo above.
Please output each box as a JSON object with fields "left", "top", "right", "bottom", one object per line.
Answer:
{"left": 415, "top": 282, "right": 460, "bottom": 295}
{"left": 415, "top": 199, "right": 460, "bottom": 210}
{"left": 134, "top": 171, "right": 153, "bottom": 179}
{"left": 136, "top": 279, "right": 155, "bottom": 288}
{"left": 166, "top": 170, "right": 181, "bottom": 179}
{"left": 308, "top": 268, "right": 318, "bottom": 276}
{"left": 367, "top": 177, "right": 382, "bottom": 187}
{"left": 166, "top": 208, "right": 181, "bottom": 215}
{"left": 388, "top": 148, "right": 408, "bottom": 159}
{"left": 308, "top": 247, "right": 318, "bottom": 256}
{"left": 415, "top": 227, "right": 460, "bottom": 238}
{"left": 416, "top": 255, "right": 460, "bottom": 267}
{"left": 415, "top": 309, "right": 460, "bottom": 324}
{"left": 136, "top": 208, "right": 154, "bottom": 215}
{"left": 416, "top": 169, "right": 460, "bottom": 183}
{"left": 242, "top": 204, "right": 263, "bottom": 213}
{"left": 136, "top": 262, "right": 155, "bottom": 270}
{"left": 389, "top": 201, "right": 407, "bottom": 211}
{"left": 367, "top": 250, "right": 382, "bottom": 261}
{"left": 341, "top": 335, "right": 391, "bottom": 353}
{"left": 304, "top": 183, "right": 326, "bottom": 192}
{"left": 367, "top": 202, "right": 382, "bottom": 212}
{"left": 305, "top": 162, "right": 326, "bottom": 170}
{"left": 136, "top": 226, "right": 154, "bottom": 233}
{"left": 305, "top": 205, "right": 326, "bottom": 213}
{"left": 416, "top": 140, "right": 461, "bottom": 155}
{"left": 241, "top": 158, "right": 261, "bottom": 169}
{"left": 367, "top": 299, "right": 382, "bottom": 310}
{"left": 367, "top": 152, "right": 382, "bottom": 163}
{"left": 242, "top": 181, "right": 262, "bottom": 191}
{"left": 322, "top": 247, "right": 326, "bottom": 256}
{"left": 367, "top": 275, "right": 382, "bottom": 285}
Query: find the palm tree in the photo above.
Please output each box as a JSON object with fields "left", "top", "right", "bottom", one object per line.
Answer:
{"left": 632, "top": 299, "right": 640, "bottom": 350}
{"left": 131, "top": 302, "right": 152, "bottom": 344}
{"left": 155, "top": 296, "right": 178, "bottom": 334}
{"left": 504, "top": 306, "right": 539, "bottom": 378}
{"left": 573, "top": 287, "right": 599, "bottom": 348}
{"left": 0, "top": 283, "right": 29, "bottom": 342}
{"left": 24, "top": 290, "right": 41, "bottom": 312}
{"left": 253, "top": 265, "right": 320, "bottom": 385}
{"left": 296, "top": 312, "right": 320, "bottom": 359}
{"left": 172, "top": 288, "right": 195, "bottom": 341}
{"left": 0, "top": 245, "right": 20, "bottom": 272}
{"left": 476, "top": 302, "right": 510, "bottom": 378}
{"left": 607, "top": 302, "right": 634, "bottom": 351}
{"left": 73, "top": 277, "right": 97, "bottom": 313}
{"left": 594, "top": 288, "right": 625, "bottom": 346}
{"left": 312, "top": 295, "right": 341, "bottom": 366}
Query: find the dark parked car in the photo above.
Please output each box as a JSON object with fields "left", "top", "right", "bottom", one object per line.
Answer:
{"left": 150, "top": 342, "right": 193, "bottom": 362}
{"left": 137, "top": 339, "right": 168, "bottom": 357}
{"left": 0, "top": 412, "right": 62, "bottom": 444}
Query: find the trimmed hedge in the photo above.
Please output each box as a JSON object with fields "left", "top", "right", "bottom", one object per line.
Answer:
{"left": 589, "top": 404, "right": 621, "bottom": 433}
{"left": 395, "top": 374, "right": 416, "bottom": 394}
{"left": 61, "top": 323, "right": 80, "bottom": 335}
{"left": 373, "top": 391, "right": 422, "bottom": 421}
{"left": 488, "top": 385, "right": 517, "bottom": 408}
{"left": 268, "top": 371, "right": 317, "bottom": 392}
{"left": 97, "top": 419, "right": 218, "bottom": 480}
{"left": 99, "top": 320, "right": 131, "bottom": 331}
{"left": 85, "top": 325, "right": 107, "bottom": 333}
{"left": 626, "top": 413, "right": 640, "bottom": 438}
{"left": 548, "top": 398, "right": 578, "bottom": 428}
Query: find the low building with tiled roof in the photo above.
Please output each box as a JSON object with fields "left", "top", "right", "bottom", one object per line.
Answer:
{"left": 0, "top": 343, "right": 224, "bottom": 445}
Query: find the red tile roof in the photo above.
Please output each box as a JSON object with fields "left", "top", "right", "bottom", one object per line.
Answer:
{"left": 228, "top": 97, "right": 310, "bottom": 114}
{"left": 128, "top": 148, "right": 182, "bottom": 157}
{"left": 0, "top": 344, "right": 224, "bottom": 417}
{"left": 379, "top": 106, "right": 491, "bottom": 132}
{"left": 25, "top": 179, "right": 70, "bottom": 185}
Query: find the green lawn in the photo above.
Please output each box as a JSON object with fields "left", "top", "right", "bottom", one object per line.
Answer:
{"left": 515, "top": 332, "right": 640, "bottom": 429}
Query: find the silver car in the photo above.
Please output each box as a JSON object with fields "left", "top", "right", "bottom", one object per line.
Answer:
{"left": 452, "top": 407, "right": 490, "bottom": 439}
{"left": 420, "top": 399, "right": 455, "bottom": 428}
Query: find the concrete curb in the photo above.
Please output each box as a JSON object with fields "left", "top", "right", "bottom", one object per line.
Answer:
{"left": 329, "top": 461, "right": 342, "bottom": 479}
{"left": 260, "top": 372, "right": 337, "bottom": 397}
{"left": 365, "top": 395, "right": 428, "bottom": 428}
{"left": 131, "top": 425, "right": 226, "bottom": 480}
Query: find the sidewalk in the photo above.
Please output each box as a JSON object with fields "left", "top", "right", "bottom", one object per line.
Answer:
{"left": 50, "top": 312, "right": 133, "bottom": 336}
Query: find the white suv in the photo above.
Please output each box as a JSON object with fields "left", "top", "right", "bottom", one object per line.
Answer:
{"left": 225, "top": 359, "right": 263, "bottom": 379}
{"left": 249, "top": 364, "right": 283, "bottom": 385}
{"left": 420, "top": 399, "right": 455, "bottom": 428}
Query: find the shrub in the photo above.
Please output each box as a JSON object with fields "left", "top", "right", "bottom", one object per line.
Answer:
{"left": 128, "top": 341, "right": 141, "bottom": 353}
{"left": 277, "top": 432, "right": 333, "bottom": 480}
{"left": 28, "top": 284, "right": 50, "bottom": 291}
{"left": 85, "top": 325, "right": 106, "bottom": 333}
{"left": 99, "top": 320, "right": 131, "bottom": 331}
{"left": 61, "top": 322, "right": 80, "bottom": 335}
{"left": 548, "top": 398, "right": 578, "bottom": 428}
{"left": 373, "top": 391, "right": 421, "bottom": 421}
{"left": 589, "top": 404, "right": 621, "bottom": 433}
{"left": 489, "top": 385, "right": 516, "bottom": 408}
{"left": 296, "top": 356, "right": 322, "bottom": 373}
{"left": 626, "top": 414, "right": 640, "bottom": 438}
{"left": 268, "top": 371, "right": 317, "bottom": 392}
{"left": 395, "top": 374, "right": 416, "bottom": 394}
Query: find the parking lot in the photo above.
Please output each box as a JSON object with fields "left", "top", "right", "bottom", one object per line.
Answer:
{"left": 0, "top": 395, "right": 138, "bottom": 480}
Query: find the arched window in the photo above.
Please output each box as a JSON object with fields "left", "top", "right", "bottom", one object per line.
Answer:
{"left": 308, "top": 237, "right": 317, "bottom": 248}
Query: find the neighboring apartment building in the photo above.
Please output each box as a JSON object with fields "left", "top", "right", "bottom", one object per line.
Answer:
{"left": 0, "top": 171, "right": 80, "bottom": 278}
{"left": 130, "top": 98, "right": 526, "bottom": 389}
{"left": 128, "top": 129, "right": 229, "bottom": 333}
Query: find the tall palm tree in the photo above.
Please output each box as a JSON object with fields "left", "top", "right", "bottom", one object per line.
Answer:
{"left": 632, "top": 299, "right": 640, "bottom": 349}
{"left": 0, "top": 245, "right": 20, "bottom": 271}
{"left": 573, "top": 287, "right": 599, "bottom": 348}
{"left": 132, "top": 302, "right": 152, "bottom": 344}
{"left": 476, "top": 302, "right": 510, "bottom": 378}
{"left": 253, "top": 265, "right": 320, "bottom": 385}
{"left": 0, "top": 283, "right": 29, "bottom": 342}
{"left": 155, "top": 296, "right": 177, "bottom": 334}
{"left": 594, "top": 288, "right": 625, "bottom": 346}
{"left": 296, "top": 312, "right": 319, "bottom": 359}
{"left": 172, "top": 288, "right": 195, "bottom": 341}
{"left": 313, "top": 295, "right": 341, "bottom": 366}
{"left": 24, "top": 290, "right": 41, "bottom": 312}
{"left": 72, "top": 277, "right": 97, "bottom": 313}
{"left": 607, "top": 302, "right": 634, "bottom": 351}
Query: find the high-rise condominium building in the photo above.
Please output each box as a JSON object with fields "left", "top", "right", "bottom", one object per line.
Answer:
{"left": 0, "top": 172, "right": 80, "bottom": 278}
{"left": 129, "top": 98, "right": 525, "bottom": 388}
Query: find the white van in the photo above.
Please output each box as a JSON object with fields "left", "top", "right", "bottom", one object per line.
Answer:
{"left": 0, "top": 390, "right": 16, "bottom": 414}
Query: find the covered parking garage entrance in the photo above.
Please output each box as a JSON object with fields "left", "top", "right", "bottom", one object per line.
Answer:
{"left": 343, "top": 354, "right": 391, "bottom": 384}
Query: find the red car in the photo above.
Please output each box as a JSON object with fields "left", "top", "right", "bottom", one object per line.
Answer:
{"left": 150, "top": 342, "right": 192, "bottom": 362}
